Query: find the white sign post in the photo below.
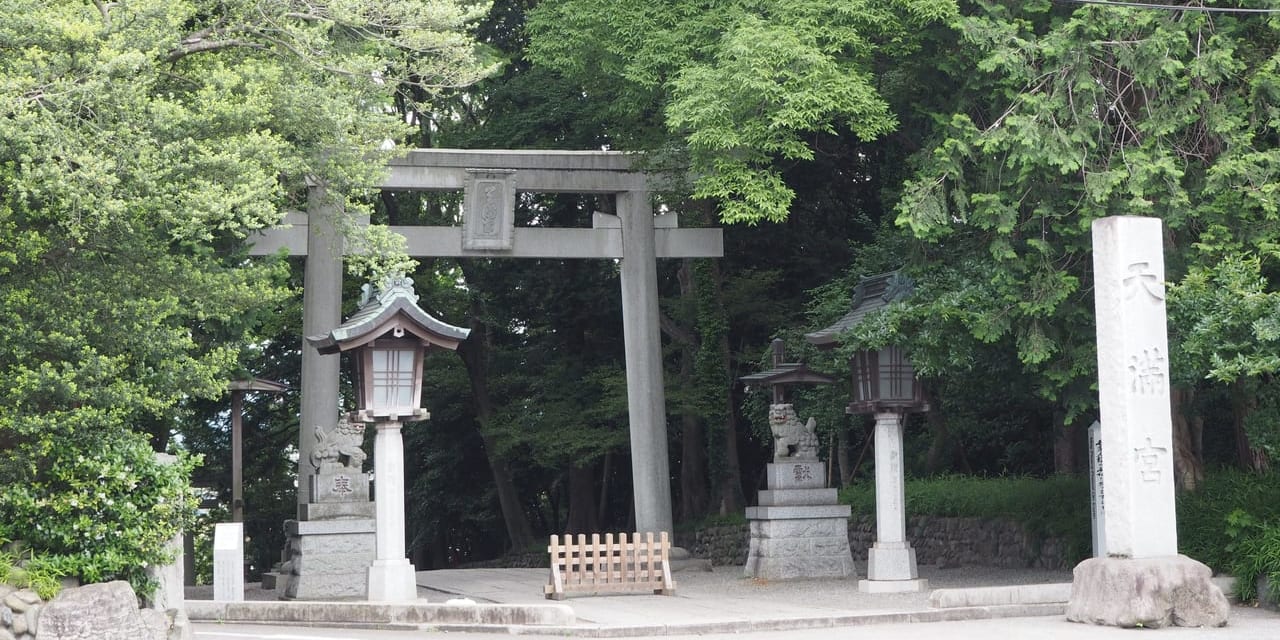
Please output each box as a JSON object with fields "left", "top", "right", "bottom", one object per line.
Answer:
{"left": 213, "top": 522, "right": 244, "bottom": 602}
{"left": 1088, "top": 420, "right": 1106, "bottom": 558}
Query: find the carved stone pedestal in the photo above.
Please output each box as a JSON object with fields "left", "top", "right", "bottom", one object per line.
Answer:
{"left": 280, "top": 518, "right": 376, "bottom": 600}
{"left": 276, "top": 419, "right": 377, "bottom": 600}
{"left": 744, "top": 459, "right": 855, "bottom": 580}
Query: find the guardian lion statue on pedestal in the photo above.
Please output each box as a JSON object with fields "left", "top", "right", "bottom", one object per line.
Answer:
{"left": 310, "top": 416, "right": 367, "bottom": 472}
{"left": 768, "top": 403, "right": 819, "bottom": 462}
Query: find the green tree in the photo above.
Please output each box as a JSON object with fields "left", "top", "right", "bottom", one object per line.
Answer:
{"left": 526, "top": 0, "right": 957, "bottom": 223}
{"left": 0, "top": 0, "right": 491, "bottom": 589}
{"left": 859, "top": 1, "right": 1280, "bottom": 478}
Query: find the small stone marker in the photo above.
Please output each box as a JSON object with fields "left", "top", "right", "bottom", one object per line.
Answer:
{"left": 1067, "top": 216, "right": 1228, "bottom": 628}
{"left": 1087, "top": 420, "right": 1106, "bottom": 558}
{"left": 213, "top": 522, "right": 244, "bottom": 602}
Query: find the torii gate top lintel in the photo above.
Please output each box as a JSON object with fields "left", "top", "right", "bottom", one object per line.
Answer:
{"left": 383, "top": 148, "right": 652, "bottom": 193}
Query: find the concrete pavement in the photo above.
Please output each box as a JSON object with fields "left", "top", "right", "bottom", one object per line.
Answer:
{"left": 192, "top": 607, "right": 1280, "bottom": 640}
{"left": 188, "top": 565, "right": 1106, "bottom": 636}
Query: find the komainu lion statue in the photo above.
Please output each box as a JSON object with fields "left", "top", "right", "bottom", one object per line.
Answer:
{"left": 311, "top": 416, "right": 367, "bottom": 472}
{"left": 768, "top": 403, "right": 819, "bottom": 461}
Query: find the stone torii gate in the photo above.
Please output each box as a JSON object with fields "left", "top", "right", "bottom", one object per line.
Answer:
{"left": 250, "top": 149, "right": 723, "bottom": 536}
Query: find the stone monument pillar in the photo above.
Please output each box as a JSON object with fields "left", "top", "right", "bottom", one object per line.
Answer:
{"left": 860, "top": 412, "right": 928, "bottom": 593}
{"left": 743, "top": 404, "right": 855, "bottom": 580}
{"left": 1067, "top": 216, "right": 1228, "bottom": 628}
{"left": 277, "top": 416, "right": 377, "bottom": 600}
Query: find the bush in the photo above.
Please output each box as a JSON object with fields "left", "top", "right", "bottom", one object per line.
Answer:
{"left": 0, "top": 424, "right": 198, "bottom": 597}
{"left": 1220, "top": 510, "right": 1280, "bottom": 602}
{"left": 1176, "top": 469, "right": 1280, "bottom": 571}
{"left": 840, "top": 474, "right": 1093, "bottom": 563}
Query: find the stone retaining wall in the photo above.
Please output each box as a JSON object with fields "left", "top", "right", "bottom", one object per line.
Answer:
{"left": 682, "top": 515, "right": 1071, "bottom": 570}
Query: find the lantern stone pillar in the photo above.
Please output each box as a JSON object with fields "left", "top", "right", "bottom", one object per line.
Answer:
{"left": 367, "top": 421, "right": 418, "bottom": 601}
{"left": 860, "top": 411, "right": 927, "bottom": 593}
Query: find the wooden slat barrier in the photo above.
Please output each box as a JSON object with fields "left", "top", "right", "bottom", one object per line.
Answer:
{"left": 544, "top": 531, "right": 676, "bottom": 600}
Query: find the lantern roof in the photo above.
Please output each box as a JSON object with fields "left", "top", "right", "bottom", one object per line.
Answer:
{"left": 804, "top": 270, "right": 913, "bottom": 349}
{"left": 307, "top": 275, "right": 470, "bottom": 354}
{"left": 739, "top": 339, "right": 834, "bottom": 389}
{"left": 738, "top": 363, "right": 835, "bottom": 387}
{"left": 227, "top": 378, "right": 288, "bottom": 393}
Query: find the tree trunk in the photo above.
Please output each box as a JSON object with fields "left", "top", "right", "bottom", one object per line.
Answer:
{"left": 923, "top": 386, "right": 953, "bottom": 474}
{"left": 676, "top": 260, "right": 711, "bottom": 521}
{"left": 1170, "top": 387, "right": 1205, "bottom": 491}
{"left": 565, "top": 464, "right": 599, "bottom": 534}
{"left": 1230, "top": 379, "right": 1271, "bottom": 473}
{"left": 456, "top": 295, "right": 536, "bottom": 553}
{"left": 709, "top": 259, "right": 745, "bottom": 514}
{"left": 836, "top": 422, "right": 853, "bottom": 487}
{"left": 1052, "top": 410, "right": 1078, "bottom": 475}
{"left": 597, "top": 452, "right": 612, "bottom": 528}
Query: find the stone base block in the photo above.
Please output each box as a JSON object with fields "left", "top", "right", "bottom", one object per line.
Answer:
{"left": 745, "top": 504, "right": 851, "bottom": 520}
{"left": 367, "top": 559, "right": 419, "bottom": 602}
{"left": 743, "top": 516, "right": 854, "bottom": 581}
{"left": 866, "top": 541, "right": 919, "bottom": 582}
{"left": 310, "top": 471, "right": 370, "bottom": 503}
{"left": 284, "top": 572, "right": 368, "bottom": 600}
{"left": 766, "top": 462, "right": 825, "bottom": 490}
{"left": 298, "top": 501, "right": 376, "bottom": 521}
{"left": 1066, "top": 555, "right": 1229, "bottom": 628}
{"left": 281, "top": 517, "right": 376, "bottom": 601}
{"left": 859, "top": 578, "right": 929, "bottom": 593}
{"left": 757, "top": 488, "right": 840, "bottom": 506}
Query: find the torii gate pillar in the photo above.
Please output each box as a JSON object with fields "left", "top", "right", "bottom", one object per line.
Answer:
{"left": 298, "top": 181, "right": 343, "bottom": 501}
{"left": 618, "top": 190, "right": 672, "bottom": 534}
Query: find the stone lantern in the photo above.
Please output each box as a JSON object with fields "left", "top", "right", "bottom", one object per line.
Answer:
{"left": 806, "top": 270, "right": 928, "bottom": 593}
{"left": 308, "top": 274, "right": 469, "bottom": 601}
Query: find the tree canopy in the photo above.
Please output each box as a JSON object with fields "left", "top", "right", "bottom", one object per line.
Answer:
{"left": 5, "top": 0, "right": 1280, "bottom": 583}
{"left": 0, "top": 0, "right": 491, "bottom": 589}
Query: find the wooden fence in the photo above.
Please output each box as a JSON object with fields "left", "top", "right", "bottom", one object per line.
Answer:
{"left": 545, "top": 531, "right": 676, "bottom": 600}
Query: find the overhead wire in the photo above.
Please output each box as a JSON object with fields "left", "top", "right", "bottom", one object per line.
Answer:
{"left": 1055, "top": 0, "right": 1280, "bottom": 12}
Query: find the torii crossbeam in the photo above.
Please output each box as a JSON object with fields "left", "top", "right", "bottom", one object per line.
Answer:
{"left": 250, "top": 149, "right": 723, "bottom": 537}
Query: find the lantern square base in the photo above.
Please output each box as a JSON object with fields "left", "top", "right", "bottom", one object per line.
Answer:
{"left": 858, "top": 578, "right": 929, "bottom": 593}
{"left": 367, "top": 558, "right": 419, "bottom": 602}
{"left": 866, "top": 541, "right": 920, "bottom": 582}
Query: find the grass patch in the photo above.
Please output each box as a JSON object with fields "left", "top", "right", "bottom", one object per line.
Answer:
{"left": 677, "top": 511, "right": 747, "bottom": 533}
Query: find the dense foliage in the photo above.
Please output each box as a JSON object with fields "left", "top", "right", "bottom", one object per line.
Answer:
{"left": 5, "top": 0, "right": 1280, "bottom": 589}
{"left": 0, "top": 0, "right": 490, "bottom": 590}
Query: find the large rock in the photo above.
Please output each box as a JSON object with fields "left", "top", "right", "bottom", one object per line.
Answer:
{"left": 36, "top": 581, "right": 163, "bottom": 640}
{"left": 1066, "top": 555, "right": 1229, "bottom": 628}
